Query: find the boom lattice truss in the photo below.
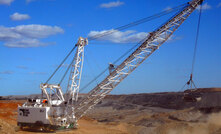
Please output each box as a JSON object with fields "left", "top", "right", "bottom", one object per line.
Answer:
{"left": 66, "top": 37, "right": 88, "bottom": 103}
{"left": 74, "top": 0, "right": 203, "bottom": 120}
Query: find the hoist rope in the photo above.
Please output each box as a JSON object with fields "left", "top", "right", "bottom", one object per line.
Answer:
{"left": 59, "top": 55, "right": 75, "bottom": 85}
{"left": 79, "top": 4, "right": 188, "bottom": 92}
{"left": 45, "top": 45, "right": 77, "bottom": 84}
{"left": 45, "top": 3, "right": 188, "bottom": 86}
{"left": 88, "top": 3, "right": 187, "bottom": 41}
{"left": 79, "top": 37, "right": 147, "bottom": 92}
{"left": 191, "top": 4, "right": 202, "bottom": 75}
{"left": 181, "top": 4, "right": 202, "bottom": 90}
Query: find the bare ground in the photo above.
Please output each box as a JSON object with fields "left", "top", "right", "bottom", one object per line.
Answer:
{"left": 1, "top": 89, "right": 221, "bottom": 134}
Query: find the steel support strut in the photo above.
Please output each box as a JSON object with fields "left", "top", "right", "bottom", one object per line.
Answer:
{"left": 66, "top": 37, "right": 88, "bottom": 103}
{"left": 74, "top": 0, "right": 204, "bottom": 120}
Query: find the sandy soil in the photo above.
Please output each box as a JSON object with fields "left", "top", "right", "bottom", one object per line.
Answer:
{"left": 1, "top": 91, "right": 221, "bottom": 134}
{"left": 0, "top": 100, "right": 138, "bottom": 134}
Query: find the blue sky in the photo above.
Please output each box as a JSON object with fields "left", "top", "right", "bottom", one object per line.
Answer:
{"left": 0, "top": 0, "right": 220, "bottom": 96}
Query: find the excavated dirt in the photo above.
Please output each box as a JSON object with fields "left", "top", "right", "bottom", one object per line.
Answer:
{"left": 1, "top": 88, "right": 221, "bottom": 134}
{"left": 0, "top": 100, "right": 134, "bottom": 134}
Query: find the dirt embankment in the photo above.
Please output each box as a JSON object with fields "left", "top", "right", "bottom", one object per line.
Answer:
{"left": 0, "top": 100, "right": 138, "bottom": 134}
{"left": 1, "top": 88, "right": 221, "bottom": 134}
{"left": 0, "top": 100, "right": 23, "bottom": 134}
{"left": 95, "top": 88, "right": 221, "bottom": 110}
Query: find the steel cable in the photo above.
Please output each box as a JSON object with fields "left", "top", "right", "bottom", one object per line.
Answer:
{"left": 45, "top": 3, "right": 187, "bottom": 86}
{"left": 88, "top": 3, "right": 187, "bottom": 41}
{"left": 79, "top": 4, "right": 188, "bottom": 92}
{"left": 45, "top": 45, "right": 77, "bottom": 84}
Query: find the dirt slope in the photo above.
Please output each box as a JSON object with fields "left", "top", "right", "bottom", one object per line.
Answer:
{"left": 1, "top": 88, "right": 221, "bottom": 134}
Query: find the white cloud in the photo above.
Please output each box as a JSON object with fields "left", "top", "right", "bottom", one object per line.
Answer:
{"left": 61, "top": 64, "right": 69, "bottom": 67}
{"left": 197, "top": 3, "right": 211, "bottom": 11}
{"left": 26, "top": 0, "right": 56, "bottom": 3}
{"left": 217, "top": 2, "right": 221, "bottom": 8}
{"left": 167, "top": 35, "right": 183, "bottom": 43}
{"left": 0, "top": 24, "right": 64, "bottom": 48}
{"left": 100, "top": 1, "right": 124, "bottom": 8}
{"left": 0, "top": 0, "right": 14, "bottom": 5}
{"left": 53, "top": 63, "right": 69, "bottom": 68}
{"left": 16, "top": 66, "right": 28, "bottom": 69}
{"left": 88, "top": 29, "right": 183, "bottom": 44}
{"left": 13, "top": 25, "right": 64, "bottom": 38}
{"left": 0, "top": 26, "right": 21, "bottom": 41}
{"left": 5, "top": 38, "right": 50, "bottom": 48}
{"left": 88, "top": 29, "right": 148, "bottom": 43}
{"left": 0, "top": 71, "right": 13, "bottom": 74}
{"left": 28, "top": 72, "right": 47, "bottom": 75}
{"left": 10, "top": 12, "right": 30, "bottom": 21}
{"left": 26, "top": 0, "right": 35, "bottom": 3}
{"left": 163, "top": 6, "right": 172, "bottom": 11}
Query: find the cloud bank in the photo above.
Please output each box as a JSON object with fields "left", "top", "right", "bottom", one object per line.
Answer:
{"left": 28, "top": 72, "right": 47, "bottom": 75}
{"left": 10, "top": 12, "right": 30, "bottom": 21}
{"left": 100, "top": 1, "right": 124, "bottom": 8}
{"left": 0, "top": 71, "right": 14, "bottom": 74}
{"left": 0, "top": 0, "right": 14, "bottom": 5}
{"left": 0, "top": 24, "right": 64, "bottom": 48}
{"left": 88, "top": 29, "right": 148, "bottom": 43}
{"left": 217, "top": 2, "right": 221, "bottom": 8}
{"left": 197, "top": 3, "right": 211, "bottom": 11}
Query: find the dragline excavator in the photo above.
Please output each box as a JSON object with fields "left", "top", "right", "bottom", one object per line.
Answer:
{"left": 17, "top": 0, "right": 204, "bottom": 131}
